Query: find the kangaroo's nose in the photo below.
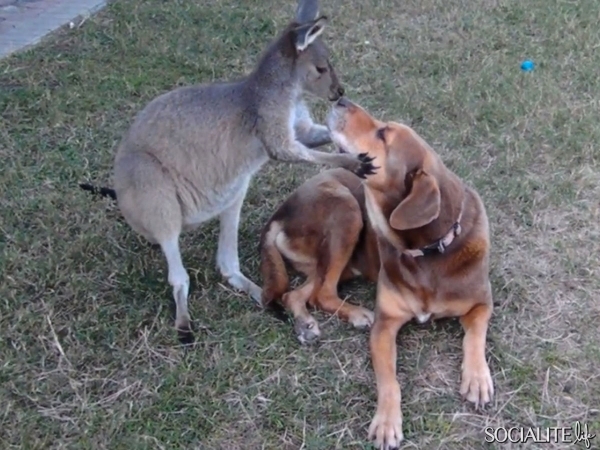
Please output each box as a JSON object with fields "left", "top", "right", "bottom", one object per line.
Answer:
{"left": 336, "top": 96, "right": 349, "bottom": 108}
{"left": 337, "top": 86, "right": 345, "bottom": 98}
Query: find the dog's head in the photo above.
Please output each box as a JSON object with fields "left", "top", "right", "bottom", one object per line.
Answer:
{"left": 327, "top": 98, "right": 463, "bottom": 234}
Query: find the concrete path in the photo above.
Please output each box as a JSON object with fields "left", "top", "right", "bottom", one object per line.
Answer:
{"left": 0, "top": 0, "right": 106, "bottom": 59}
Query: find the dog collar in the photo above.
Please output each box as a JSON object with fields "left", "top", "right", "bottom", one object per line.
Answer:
{"left": 403, "top": 202, "right": 464, "bottom": 258}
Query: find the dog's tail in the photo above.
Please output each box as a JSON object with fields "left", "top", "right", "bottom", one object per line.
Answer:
{"left": 79, "top": 183, "right": 117, "bottom": 201}
{"left": 259, "top": 220, "right": 290, "bottom": 320}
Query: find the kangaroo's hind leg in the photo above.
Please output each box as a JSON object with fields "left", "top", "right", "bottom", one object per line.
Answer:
{"left": 116, "top": 154, "right": 193, "bottom": 343}
{"left": 160, "top": 235, "right": 193, "bottom": 343}
{"left": 216, "top": 175, "right": 262, "bottom": 305}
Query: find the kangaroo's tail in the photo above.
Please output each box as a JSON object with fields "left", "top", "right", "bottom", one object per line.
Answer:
{"left": 79, "top": 183, "right": 117, "bottom": 201}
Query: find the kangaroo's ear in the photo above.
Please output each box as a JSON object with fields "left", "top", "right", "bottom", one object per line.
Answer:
{"left": 296, "top": 0, "right": 320, "bottom": 23}
{"left": 389, "top": 170, "right": 441, "bottom": 230}
{"left": 294, "top": 16, "right": 327, "bottom": 52}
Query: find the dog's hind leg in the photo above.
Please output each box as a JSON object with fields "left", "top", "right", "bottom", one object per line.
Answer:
{"left": 216, "top": 175, "right": 262, "bottom": 305}
{"left": 281, "top": 279, "right": 320, "bottom": 344}
{"left": 311, "top": 212, "right": 374, "bottom": 329}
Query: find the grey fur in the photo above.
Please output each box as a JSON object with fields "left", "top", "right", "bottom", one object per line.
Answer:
{"left": 112, "top": 0, "right": 373, "bottom": 340}
{"left": 296, "top": 0, "right": 319, "bottom": 22}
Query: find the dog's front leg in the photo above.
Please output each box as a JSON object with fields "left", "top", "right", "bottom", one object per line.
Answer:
{"left": 459, "top": 302, "right": 494, "bottom": 407}
{"left": 368, "top": 310, "right": 411, "bottom": 450}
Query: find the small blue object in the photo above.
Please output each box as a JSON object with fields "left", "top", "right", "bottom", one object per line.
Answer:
{"left": 520, "top": 60, "right": 535, "bottom": 71}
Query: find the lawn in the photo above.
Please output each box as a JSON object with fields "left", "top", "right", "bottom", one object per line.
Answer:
{"left": 1, "top": 0, "right": 599, "bottom": 448}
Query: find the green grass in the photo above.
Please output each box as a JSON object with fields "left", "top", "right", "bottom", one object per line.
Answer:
{"left": 1, "top": 0, "right": 599, "bottom": 448}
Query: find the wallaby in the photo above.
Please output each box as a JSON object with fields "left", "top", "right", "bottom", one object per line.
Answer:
{"left": 80, "top": 0, "right": 376, "bottom": 343}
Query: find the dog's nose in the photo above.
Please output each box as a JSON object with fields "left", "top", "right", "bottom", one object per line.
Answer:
{"left": 336, "top": 96, "right": 349, "bottom": 108}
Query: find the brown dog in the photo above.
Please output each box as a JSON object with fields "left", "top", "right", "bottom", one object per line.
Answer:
{"left": 260, "top": 97, "right": 494, "bottom": 449}
{"left": 260, "top": 167, "right": 379, "bottom": 344}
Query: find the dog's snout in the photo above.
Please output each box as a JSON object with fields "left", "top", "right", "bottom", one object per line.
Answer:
{"left": 336, "top": 97, "right": 349, "bottom": 108}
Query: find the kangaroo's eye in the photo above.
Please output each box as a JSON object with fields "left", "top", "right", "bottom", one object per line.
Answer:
{"left": 316, "top": 66, "right": 328, "bottom": 74}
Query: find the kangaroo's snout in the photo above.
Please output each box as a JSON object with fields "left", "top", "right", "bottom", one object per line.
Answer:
{"left": 329, "top": 85, "right": 345, "bottom": 101}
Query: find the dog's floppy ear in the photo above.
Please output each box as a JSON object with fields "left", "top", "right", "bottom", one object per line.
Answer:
{"left": 389, "top": 170, "right": 441, "bottom": 230}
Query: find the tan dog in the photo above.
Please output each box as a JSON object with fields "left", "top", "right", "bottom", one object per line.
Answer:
{"left": 260, "top": 97, "right": 494, "bottom": 449}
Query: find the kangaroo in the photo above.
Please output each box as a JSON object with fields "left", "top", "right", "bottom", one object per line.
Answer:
{"left": 81, "top": 0, "right": 376, "bottom": 343}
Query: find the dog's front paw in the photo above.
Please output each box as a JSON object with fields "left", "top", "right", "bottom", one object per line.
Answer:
{"left": 348, "top": 306, "right": 375, "bottom": 329}
{"left": 354, "top": 153, "right": 378, "bottom": 179}
{"left": 368, "top": 406, "right": 404, "bottom": 450}
{"left": 460, "top": 360, "right": 494, "bottom": 408}
{"left": 294, "top": 314, "right": 321, "bottom": 345}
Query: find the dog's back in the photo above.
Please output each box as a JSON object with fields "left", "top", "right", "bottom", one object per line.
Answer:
{"left": 260, "top": 169, "right": 364, "bottom": 303}
{"left": 259, "top": 168, "right": 378, "bottom": 343}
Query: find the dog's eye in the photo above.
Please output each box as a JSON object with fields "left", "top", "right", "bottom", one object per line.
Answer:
{"left": 316, "top": 66, "right": 328, "bottom": 74}
{"left": 376, "top": 127, "right": 386, "bottom": 142}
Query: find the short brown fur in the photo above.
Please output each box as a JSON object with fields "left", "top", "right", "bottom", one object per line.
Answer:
{"left": 260, "top": 97, "right": 494, "bottom": 449}
{"left": 260, "top": 168, "right": 378, "bottom": 343}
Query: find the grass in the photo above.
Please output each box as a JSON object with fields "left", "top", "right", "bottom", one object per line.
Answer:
{"left": 1, "top": 0, "right": 599, "bottom": 448}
